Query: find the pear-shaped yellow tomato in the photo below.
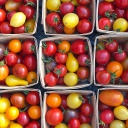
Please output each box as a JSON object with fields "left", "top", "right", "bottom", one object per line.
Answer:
{"left": 0, "top": 97, "right": 10, "bottom": 113}
{"left": 63, "top": 13, "right": 79, "bottom": 28}
{"left": 55, "top": 123, "right": 68, "bottom": 128}
{"left": 0, "top": 113, "right": 10, "bottom": 128}
{"left": 10, "top": 12, "right": 26, "bottom": 27}
{"left": 46, "top": 0, "right": 61, "bottom": 11}
{"left": 110, "top": 120, "right": 126, "bottom": 128}
{"left": 113, "top": 18, "right": 128, "bottom": 32}
{"left": 64, "top": 73, "right": 78, "bottom": 86}
{"left": 67, "top": 93, "right": 83, "bottom": 109}
{"left": 114, "top": 106, "right": 128, "bottom": 120}
{"left": 66, "top": 52, "right": 79, "bottom": 72}
{"left": 25, "top": 18, "right": 35, "bottom": 33}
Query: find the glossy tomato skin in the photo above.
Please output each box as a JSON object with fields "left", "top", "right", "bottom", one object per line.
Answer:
{"left": 44, "top": 72, "right": 58, "bottom": 86}
{"left": 0, "top": 22, "right": 13, "bottom": 34}
{"left": 19, "top": 5, "right": 35, "bottom": 20}
{"left": 98, "top": 1, "right": 114, "bottom": 17}
{"left": 115, "top": 7, "right": 125, "bottom": 18}
{"left": 54, "top": 52, "right": 67, "bottom": 64}
{"left": 95, "top": 66, "right": 105, "bottom": 74}
{"left": 23, "top": 55, "right": 37, "bottom": 71}
{"left": 78, "top": 113, "right": 91, "bottom": 124}
{"left": 25, "top": 121, "right": 41, "bottom": 128}
{"left": 17, "top": 54, "right": 22, "bottom": 64}
{"left": 4, "top": 52, "right": 18, "bottom": 66}
{"left": 115, "top": 0, "right": 128, "bottom": 9}
{"left": 120, "top": 70, "right": 128, "bottom": 83}
{"left": 0, "top": 8, "right": 6, "bottom": 22}
{"left": 121, "top": 57, "right": 128, "bottom": 70}
{"left": 22, "top": 40, "right": 35, "bottom": 55}
{"left": 54, "top": 22, "right": 64, "bottom": 34}
{"left": 76, "top": 6, "right": 91, "bottom": 19}
{"left": 60, "top": 2, "right": 74, "bottom": 15}
{"left": 0, "top": 0, "right": 7, "bottom": 5}
{"left": 71, "top": 39, "right": 87, "bottom": 54}
{"left": 57, "top": 77, "right": 65, "bottom": 85}
{"left": 96, "top": 50, "right": 110, "bottom": 65}
{"left": 7, "top": 11, "right": 16, "bottom": 21}
{"left": 125, "top": 9, "right": 128, "bottom": 20}
{"left": 60, "top": 95, "right": 68, "bottom": 109}
{"left": 68, "top": 118, "right": 80, "bottom": 128}
{"left": 26, "top": 91, "right": 40, "bottom": 105}
{"left": 96, "top": 70, "right": 111, "bottom": 84}
{"left": 113, "top": 51, "right": 126, "bottom": 62}
{"left": 13, "top": 25, "right": 25, "bottom": 34}
{"left": 77, "top": 0, "right": 91, "bottom": 5}
{"left": 42, "top": 41, "right": 57, "bottom": 56}
{"left": 46, "top": 12, "right": 61, "bottom": 27}
{"left": 77, "top": 19, "right": 92, "bottom": 33}
{"left": 100, "top": 109, "right": 114, "bottom": 124}
{"left": 98, "top": 18, "right": 111, "bottom": 30}
{"left": 17, "top": 112, "right": 30, "bottom": 126}
{"left": 12, "top": 63, "right": 28, "bottom": 79}
{"left": 46, "top": 108, "right": 63, "bottom": 126}
{"left": 99, "top": 102, "right": 113, "bottom": 112}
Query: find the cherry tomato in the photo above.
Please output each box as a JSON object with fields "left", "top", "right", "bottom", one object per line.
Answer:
{"left": 22, "top": 40, "right": 35, "bottom": 55}
{"left": 4, "top": 52, "right": 18, "bottom": 66}
{"left": 58, "top": 40, "right": 70, "bottom": 53}
{"left": 115, "top": 7, "right": 125, "bottom": 18}
{"left": 10, "top": 123, "right": 22, "bottom": 128}
{"left": 54, "top": 64, "right": 67, "bottom": 77}
{"left": 45, "top": 59, "right": 57, "bottom": 71}
{"left": 120, "top": 70, "right": 128, "bottom": 83}
{"left": 19, "top": 5, "right": 35, "bottom": 20}
{"left": 25, "top": 121, "right": 41, "bottom": 128}
{"left": 78, "top": 113, "right": 91, "bottom": 124}
{"left": 0, "top": 9, "right": 6, "bottom": 22}
{"left": 122, "top": 98, "right": 128, "bottom": 108}
{"left": 42, "top": 41, "right": 57, "bottom": 56}
{"left": 6, "top": 106, "right": 19, "bottom": 120}
{"left": 0, "top": 61, "right": 9, "bottom": 81}
{"left": 12, "top": 64, "right": 28, "bottom": 79}
{"left": 7, "top": 11, "right": 16, "bottom": 21}
{"left": 98, "top": 18, "right": 111, "bottom": 30}
{"left": 54, "top": 52, "right": 68, "bottom": 64}
{"left": 121, "top": 57, "right": 128, "bottom": 70}
{"left": 76, "top": 67, "right": 90, "bottom": 80}
{"left": 96, "top": 70, "right": 111, "bottom": 84}
{"left": 8, "top": 39, "right": 22, "bottom": 53}
{"left": 77, "top": 19, "right": 92, "bottom": 33}
{"left": 110, "top": 120, "right": 126, "bottom": 128}
{"left": 115, "top": 0, "right": 128, "bottom": 9}
{"left": 60, "top": 2, "right": 74, "bottom": 15}
{"left": 99, "top": 124, "right": 110, "bottom": 128}
{"left": 23, "top": 55, "right": 37, "bottom": 71}
{"left": 60, "top": 95, "right": 68, "bottom": 109}
{"left": 77, "top": 0, "right": 91, "bottom": 5}
{"left": 44, "top": 72, "right": 58, "bottom": 86}
{"left": 0, "top": 0, "right": 7, "bottom": 5}
{"left": 57, "top": 77, "right": 65, "bottom": 85}
{"left": 13, "top": 25, "right": 26, "bottom": 34}
{"left": 17, "top": 54, "right": 22, "bottom": 64}
{"left": 26, "top": 71, "right": 37, "bottom": 84}
{"left": 17, "top": 112, "right": 30, "bottom": 126}
{"left": 96, "top": 50, "right": 110, "bottom": 65}
{"left": 55, "top": 123, "right": 68, "bottom": 128}
{"left": 0, "top": 22, "right": 13, "bottom": 34}
{"left": 54, "top": 23, "right": 64, "bottom": 34}
{"left": 107, "top": 61, "right": 123, "bottom": 78}
{"left": 0, "top": 113, "right": 10, "bottom": 127}
{"left": 76, "top": 6, "right": 91, "bottom": 19}
{"left": 0, "top": 44, "right": 6, "bottom": 61}
{"left": 95, "top": 66, "right": 105, "bottom": 74}
{"left": 46, "top": 12, "right": 61, "bottom": 27}
{"left": 46, "top": 108, "right": 63, "bottom": 126}
{"left": 68, "top": 118, "right": 80, "bottom": 128}
{"left": 46, "top": 93, "right": 61, "bottom": 108}
{"left": 26, "top": 91, "right": 40, "bottom": 105}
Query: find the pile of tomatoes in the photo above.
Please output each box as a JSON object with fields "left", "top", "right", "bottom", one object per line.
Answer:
{"left": 0, "top": 38, "right": 37, "bottom": 87}
{"left": 0, "top": 91, "right": 41, "bottom": 128}
{"left": 95, "top": 38, "right": 128, "bottom": 85}
{"left": 0, "top": 0, "right": 36, "bottom": 34}
{"left": 98, "top": 89, "right": 128, "bottom": 128}
{"left": 45, "top": 92, "right": 93, "bottom": 128}
{"left": 98, "top": 0, "right": 128, "bottom": 32}
{"left": 42, "top": 39, "right": 91, "bottom": 87}
{"left": 46, "top": 0, "right": 92, "bottom": 34}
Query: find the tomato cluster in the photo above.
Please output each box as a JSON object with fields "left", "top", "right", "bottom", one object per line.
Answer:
{"left": 95, "top": 38, "right": 128, "bottom": 85}
{"left": 0, "top": 38, "right": 37, "bottom": 87}
{"left": 42, "top": 39, "right": 91, "bottom": 87}
{"left": 0, "top": 0, "right": 36, "bottom": 34}
{"left": 98, "top": 89, "right": 128, "bottom": 128}
{"left": 98, "top": 0, "right": 128, "bottom": 32}
{"left": 45, "top": 0, "right": 93, "bottom": 34}
{"left": 0, "top": 90, "right": 41, "bottom": 128}
{"left": 45, "top": 92, "right": 93, "bottom": 128}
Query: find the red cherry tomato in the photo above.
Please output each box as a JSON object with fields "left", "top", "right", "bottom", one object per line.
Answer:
{"left": 60, "top": 95, "right": 68, "bottom": 109}
{"left": 13, "top": 25, "right": 26, "bottom": 34}
{"left": 77, "top": 0, "right": 91, "bottom": 5}
{"left": 99, "top": 102, "right": 113, "bottom": 112}
{"left": 120, "top": 70, "right": 128, "bottom": 83}
{"left": 0, "top": 8, "right": 6, "bottom": 22}
{"left": 78, "top": 113, "right": 91, "bottom": 124}
{"left": 25, "top": 121, "right": 41, "bottom": 128}
{"left": 68, "top": 118, "right": 80, "bottom": 128}
{"left": 95, "top": 66, "right": 105, "bottom": 74}
{"left": 7, "top": 11, "right": 16, "bottom": 21}
{"left": 0, "top": 0, "right": 7, "bottom": 5}
{"left": 115, "top": 7, "right": 125, "bottom": 18}
{"left": 115, "top": 0, "right": 128, "bottom": 9}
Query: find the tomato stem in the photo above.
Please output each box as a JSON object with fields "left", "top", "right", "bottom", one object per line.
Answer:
{"left": 26, "top": 2, "right": 36, "bottom": 7}
{"left": 4, "top": 49, "right": 9, "bottom": 56}
{"left": 20, "top": 105, "right": 30, "bottom": 112}
{"left": 85, "top": 59, "right": 90, "bottom": 66}
{"left": 79, "top": 95, "right": 85, "bottom": 102}
{"left": 42, "top": 57, "right": 53, "bottom": 63}
{"left": 97, "top": 43, "right": 104, "bottom": 50}
{"left": 0, "top": 61, "right": 5, "bottom": 66}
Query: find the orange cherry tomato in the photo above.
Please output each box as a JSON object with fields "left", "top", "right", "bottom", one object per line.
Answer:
{"left": 26, "top": 71, "right": 37, "bottom": 84}
{"left": 99, "top": 90, "right": 124, "bottom": 107}
{"left": 28, "top": 105, "right": 41, "bottom": 119}
{"left": 64, "top": 26, "right": 76, "bottom": 34}
{"left": 8, "top": 39, "right": 22, "bottom": 53}
{"left": 106, "top": 61, "right": 123, "bottom": 78}
{"left": 46, "top": 93, "right": 61, "bottom": 108}
{"left": 0, "top": 61, "right": 9, "bottom": 81}
{"left": 6, "top": 106, "right": 19, "bottom": 120}
{"left": 58, "top": 40, "right": 70, "bottom": 53}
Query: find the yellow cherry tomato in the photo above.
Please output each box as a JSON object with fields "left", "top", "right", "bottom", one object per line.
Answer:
{"left": 0, "top": 97, "right": 10, "bottom": 113}
{"left": 113, "top": 18, "right": 128, "bottom": 32}
{"left": 71, "top": 0, "right": 79, "bottom": 6}
{"left": 61, "top": 0, "right": 71, "bottom": 2}
{"left": 55, "top": 123, "right": 68, "bottom": 128}
{"left": 10, "top": 12, "right": 26, "bottom": 27}
{"left": 80, "top": 123, "right": 92, "bottom": 128}
{"left": 0, "top": 113, "right": 10, "bottom": 128}
{"left": 64, "top": 73, "right": 78, "bottom": 86}
{"left": 25, "top": 18, "right": 35, "bottom": 33}
{"left": 26, "top": 71, "right": 37, "bottom": 84}
{"left": 46, "top": 0, "right": 61, "bottom": 11}
{"left": 6, "top": 106, "right": 19, "bottom": 120}
{"left": 63, "top": 13, "right": 79, "bottom": 28}
{"left": 64, "top": 26, "right": 76, "bottom": 34}
{"left": 110, "top": 120, "right": 126, "bottom": 128}
{"left": 10, "top": 123, "right": 22, "bottom": 128}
